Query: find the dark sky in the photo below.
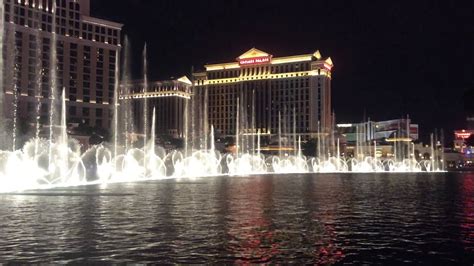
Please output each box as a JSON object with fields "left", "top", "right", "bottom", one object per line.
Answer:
{"left": 91, "top": 0, "right": 474, "bottom": 143}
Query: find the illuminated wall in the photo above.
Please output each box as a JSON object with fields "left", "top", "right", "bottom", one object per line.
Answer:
{"left": 193, "top": 48, "right": 334, "bottom": 138}
{"left": 121, "top": 76, "right": 192, "bottom": 138}
{"left": 2, "top": 0, "right": 122, "bottom": 129}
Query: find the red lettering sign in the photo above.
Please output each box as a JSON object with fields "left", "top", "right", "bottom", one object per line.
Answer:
{"left": 238, "top": 56, "right": 271, "bottom": 66}
{"left": 456, "top": 132, "right": 472, "bottom": 139}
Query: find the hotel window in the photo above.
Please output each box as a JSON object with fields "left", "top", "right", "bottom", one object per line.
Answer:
{"left": 27, "top": 102, "right": 35, "bottom": 113}
{"left": 40, "top": 104, "right": 49, "bottom": 114}
{"left": 69, "top": 106, "right": 76, "bottom": 116}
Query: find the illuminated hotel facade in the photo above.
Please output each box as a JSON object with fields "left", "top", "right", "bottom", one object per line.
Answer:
{"left": 120, "top": 76, "right": 192, "bottom": 138}
{"left": 2, "top": 0, "right": 122, "bottom": 130}
{"left": 193, "top": 48, "right": 334, "bottom": 139}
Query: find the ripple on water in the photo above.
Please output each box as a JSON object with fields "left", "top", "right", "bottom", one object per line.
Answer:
{"left": 0, "top": 172, "right": 473, "bottom": 263}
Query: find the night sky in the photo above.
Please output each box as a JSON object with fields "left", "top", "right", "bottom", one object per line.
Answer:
{"left": 91, "top": 0, "right": 474, "bottom": 143}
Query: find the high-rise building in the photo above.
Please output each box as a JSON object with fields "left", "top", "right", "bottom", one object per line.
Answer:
{"left": 121, "top": 76, "right": 192, "bottom": 138}
{"left": 2, "top": 0, "right": 122, "bottom": 130}
{"left": 193, "top": 48, "right": 333, "bottom": 140}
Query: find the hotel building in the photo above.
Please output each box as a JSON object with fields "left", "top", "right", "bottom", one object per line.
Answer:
{"left": 337, "top": 119, "right": 419, "bottom": 144}
{"left": 336, "top": 118, "right": 420, "bottom": 158}
{"left": 120, "top": 76, "right": 192, "bottom": 138}
{"left": 454, "top": 129, "right": 474, "bottom": 153}
{"left": 2, "top": 0, "right": 122, "bottom": 129}
{"left": 193, "top": 48, "right": 334, "bottom": 139}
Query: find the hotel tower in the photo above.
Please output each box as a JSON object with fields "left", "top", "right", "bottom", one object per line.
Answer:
{"left": 193, "top": 48, "right": 334, "bottom": 140}
{"left": 2, "top": 0, "right": 122, "bottom": 130}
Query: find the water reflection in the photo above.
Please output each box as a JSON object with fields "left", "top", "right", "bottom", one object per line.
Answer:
{"left": 460, "top": 173, "right": 474, "bottom": 252}
{"left": 226, "top": 177, "right": 278, "bottom": 263}
{"left": 0, "top": 173, "right": 473, "bottom": 263}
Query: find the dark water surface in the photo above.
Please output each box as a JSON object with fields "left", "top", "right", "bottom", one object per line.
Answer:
{"left": 0, "top": 173, "right": 473, "bottom": 264}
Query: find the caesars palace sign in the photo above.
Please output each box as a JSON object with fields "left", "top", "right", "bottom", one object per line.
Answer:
{"left": 238, "top": 56, "right": 272, "bottom": 66}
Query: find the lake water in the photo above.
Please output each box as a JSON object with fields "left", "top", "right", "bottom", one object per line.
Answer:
{"left": 0, "top": 172, "right": 473, "bottom": 264}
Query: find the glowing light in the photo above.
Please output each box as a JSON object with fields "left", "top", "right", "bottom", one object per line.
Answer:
{"left": 455, "top": 132, "right": 472, "bottom": 139}
{"left": 205, "top": 63, "right": 240, "bottom": 71}
{"left": 177, "top": 76, "right": 192, "bottom": 85}
{"left": 120, "top": 91, "right": 191, "bottom": 100}
{"left": 324, "top": 63, "right": 333, "bottom": 70}
{"left": 205, "top": 48, "right": 321, "bottom": 69}
{"left": 337, "top": 124, "right": 353, "bottom": 127}
{"left": 325, "top": 57, "right": 334, "bottom": 65}
{"left": 197, "top": 69, "right": 328, "bottom": 86}
{"left": 237, "top": 48, "right": 271, "bottom": 59}
{"left": 82, "top": 16, "right": 123, "bottom": 30}
{"left": 386, "top": 138, "right": 412, "bottom": 142}
{"left": 271, "top": 55, "right": 313, "bottom": 64}
{"left": 314, "top": 50, "right": 322, "bottom": 59}
{"left": 239, "top": 56, "right": 271, "bottom": 66}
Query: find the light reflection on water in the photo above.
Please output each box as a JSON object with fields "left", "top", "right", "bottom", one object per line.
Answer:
{"left": 0, "top": 172, "right": 473, "bottom": 264}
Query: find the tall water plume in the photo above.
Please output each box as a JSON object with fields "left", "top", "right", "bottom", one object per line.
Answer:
{"left": 293, "top": 107, "right": 297, "bottom": 156}
{"left": 121, "top": 36, "right": 134, "bottom": 150}
{"left": 210, "top": 125, "right": 215, "bottom": 152}
{"left": 6, "top": 1, "right": 17, "bottom": 151}
{"left": 251, "top": 89, "right": 256, "bottom": 157}
{"left": 203, "top": 86, "right": 208, "bottom": 150}
{"left": 33, "top": 18, "right": 43, "bottom": 157}
{"left": 183, "top": 93, "right": 189, "bottom": 157}
{"left": 142, "top": 44, "right": 148, "bottom": 170}
{"left": 235, "top": 97, "right": 240, "bottom": 157}
{"left": 48, "top": 0, "right": 58, "bottom": 166}
{"left": 150, "top": 107, "right": 155, "bottom": 155}
{"left": 189, "top": 66, "right": 195, "bottom": 151}
{"left": 0, "top": 0, "right": 5, "bottom": 150}
{"left": 278, "top": 111, "right": 282, "bottom": 158}
{"left": 112, "top": 49, "right": 120, "bottom": 160}
{"left": 190, "top": 80, "right": 195, "bottom": 151}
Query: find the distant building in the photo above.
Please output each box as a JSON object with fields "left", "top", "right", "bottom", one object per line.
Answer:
{"left": 453, "top": 129, "right": 474, "bottom": 153}
{"left": 120, "top": 76, "right": 192, "bottom": 138}
{"left": 2, "top": 0, "right": 122, "bottom": 130}
{"left": 193, "top": 48, "right": 334, "bottom": 140}
{"left": 336, "top": 118, "right": 419, "bottom": 158}
{"left": 456, "top": 87, "right": 474, "bottom": 154}
{"left": 337, "top": 119, "right": 419, "bottom": 143}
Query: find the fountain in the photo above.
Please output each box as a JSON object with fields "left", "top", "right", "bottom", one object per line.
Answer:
{"left": 0, "top": 5, "right": 444, "bottom": 193}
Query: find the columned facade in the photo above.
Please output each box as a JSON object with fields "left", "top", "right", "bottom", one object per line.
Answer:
{"left": 193, "top": 48, "right": 333, "bottom": 139}
{"left": 121, "top": 76, "right": 192, "bottom": 138}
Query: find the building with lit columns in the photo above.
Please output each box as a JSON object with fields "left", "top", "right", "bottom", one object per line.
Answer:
{"left": 192, "top": 48, "right": 334, "bottom": 140}
{"left": 120, "top": 76, "right": 192, "bottom": 138}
